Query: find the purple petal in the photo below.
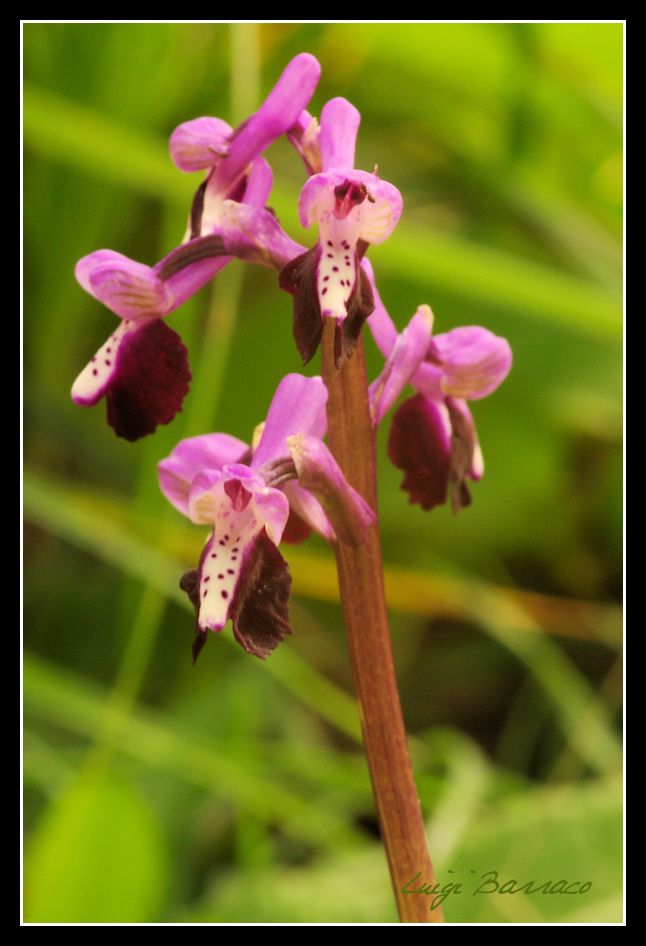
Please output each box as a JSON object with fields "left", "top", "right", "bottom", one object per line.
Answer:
{"left": 282, "top": 481, "right": 335, "bottom": 543}
{"left": 155, "top": 242, "right": 231, "bottom": 310}
{"left": 72, "top": 318, "right": 191, "bottom": 441}
{"left": 208, "top": 53, "right": 321, "bottom": 197}
{"left": 103, "top": 319, "right": 191, "bottom": 441}
{"left": 287, "top": 434, "right": 375, "bottom": 546}
{"left": 369, "top": 305, "right": 434, "bottom": 425}
{"left": 251, "top": 374, "right": 328, "bottom": 470}
{"left": 199, "top": 154, "right": 274, "bottom": 237}
{"left": 169, "top": 116, "right": 233, "bottom": 172}
{"left": 158, "top": 433, "right": 250, "bottom": 517}
{"left": 215, "top": 202, "right": 305, "bottom": 271}
{"left": 187, "top": 465, "right": 258, "bottom": 524}
{"left": 241, "top": 156, "right": 274, "bottom": 207}
{"left": 153, "top": 157, "right": 275, "bottom": 301}
{"left": 447, "top": 397, "right": 485, "bottom": 485}
{"left": 287, "top": 110, "right": 322, "bottom": 175}
{"left": 230, "top": 530, "right": 292, "bottom": 659}
{"left": 319, "top": 97, "right": 361, "bottom": 172}
{"left": 75, "top": 252, "right": 171, "bottom": 320}
{"left": 363, "top": 258, "right": 399, "bottom": 358}
{"left": 187, "top": 463, "right": 289, "bottom": 537}
{"left": 388, "top": 394, "right": 452, "bottom": 511}
{"left": 299, "top": 170, "right": 403, "bottom": 248}
{"left": 428, "top": 327, "right": 513, "bottom": 400}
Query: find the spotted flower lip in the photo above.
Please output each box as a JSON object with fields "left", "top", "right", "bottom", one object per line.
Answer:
{"left": 72, "top": 53, "right": 322, "bottom": 442}
{"left": 364, "top": 259, "right": 511, "bottom": 513}
{"left": 158, "top": 373, "right": 375, "bottom": 659}
{"left": 280, "top": 97, "right": 403, "bottom": 368}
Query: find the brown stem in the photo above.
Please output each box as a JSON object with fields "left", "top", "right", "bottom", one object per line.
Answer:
{"left": 321, "top": 321, "right": 444, "bottom": 924}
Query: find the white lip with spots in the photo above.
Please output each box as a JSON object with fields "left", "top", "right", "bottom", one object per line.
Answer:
{"left": 316, "top": 211, "right": 363, "bottom": 322}
{"left": 197, "top": 502, "right": 261, "bottom": 631}
{"left": 71, "top": 319, "right": 139, "bottom": 405}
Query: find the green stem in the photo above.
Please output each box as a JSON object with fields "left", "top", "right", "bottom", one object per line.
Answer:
{"left": 321, "top": 323, "right": 443, "bottom": 924}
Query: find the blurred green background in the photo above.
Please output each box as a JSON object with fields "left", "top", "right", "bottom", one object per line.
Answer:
{"left": 23, "top": 22, "right": 623, "bottom": 923}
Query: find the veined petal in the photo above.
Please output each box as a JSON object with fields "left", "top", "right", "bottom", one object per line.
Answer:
{"left": 251, "top": 374, "right": 328, "bottom": 470}
{"left": 72, "top": 318, "right": 191, "bottom": 441}
{"left": 158, "top": 433, "right": 250, "bottom": 517}
{"left": 287, "top": 434, "right": 375, "bottom": 546}
{"left": 169, "top": 116, "right": 232, "bottom": 171}
{"left": 430, "top": 327, "right": 512, "bottom": 400}
{"left": 75, "top": 252, "right": 171, "bottom": 321}
{"left": 198, "top": 153, "right": 274, "bottom": 238}
{"left": 320, "top": 97, "right": 360, "bottom": 172}
{"left": 215, "top": 202, "right": 305, "bottom": 270}
{"left": 208, "top": 53, "right": 321, "bottom": 197}
{"left": 241, "top": 156, "right": 274, "bottom": 208}
{"left": 369, "top": 305, "right": 434, "bottom": 425}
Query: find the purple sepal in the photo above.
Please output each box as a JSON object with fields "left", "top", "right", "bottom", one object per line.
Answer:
{"left": 298, "top": 170, "right": 403, "bottom": 244}
{"left": 105, "top": 319, "right": 191, "bottom": 441}
{"left": 319, "top": 97, "right": 361, "bottom": 172}
{"left": 75, "top": 251, "right": 171, "bottom": 321}
{"left": 363, "top": 258, "right": 399, "bottom": 358}
{"left": 426, "top": 327, "right": 513, "bottom": 400}
{"left": 169, "top": 116, "right": 232, "bottom": 172}
{"left": 215, "top": 202, "right": 305, "bottom": 271}
{"left": 208, "top": 53, "right": 321, "bottom": 197}
{"left": 251, "top": 373, "right": 328, "bottom": 470}
{"left": 369, "top": 305, "right": 434, "bottom": 425}
{"left": 287, "top": 434, "right": 375, "bottom": 546}
{"left": 158, "top": 432, "right": 250, "bottom": 517}
{"left": 287, "top": 110, "right": 322, "bottom": 175}
{"left": 230, "top": 529, "right": 292, "bottom": 659}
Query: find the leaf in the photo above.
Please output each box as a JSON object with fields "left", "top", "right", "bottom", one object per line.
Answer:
{"left": 24, "top": 774, "right": 168, "bottom": 923}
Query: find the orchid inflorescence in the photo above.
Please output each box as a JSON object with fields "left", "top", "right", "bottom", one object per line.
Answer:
{"left": 72, "top": 53, "right": 511, "bottom": 661}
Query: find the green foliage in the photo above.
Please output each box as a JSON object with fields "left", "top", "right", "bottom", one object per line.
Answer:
{"left": 24, "top": 23, "right": 622, "bottom": 923}
{"left": 25, "top": 774, "right": 169, "bottom": 922}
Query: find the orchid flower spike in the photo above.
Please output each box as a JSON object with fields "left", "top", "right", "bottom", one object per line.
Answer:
{"left": 158, "top": 374, "right": 374, "bottom": 660}
{"left": 280, "top": 97, "right": 403, "bottom": 368}
{"left": 72, "top": 54, "right": 321, "bottom": 441}
{"left": 364, "top": 260, "right": 512, "bottom": 513}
